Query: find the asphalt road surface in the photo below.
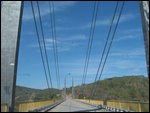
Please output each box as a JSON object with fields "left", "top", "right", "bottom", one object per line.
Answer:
{"left": 48, "top": 99, "right": 97, "bottom": 112}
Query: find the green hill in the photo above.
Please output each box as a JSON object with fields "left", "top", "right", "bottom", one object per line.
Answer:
{"left": 15, "top": 75, "right": 149, "bottom": 103}
{"left": 15, "top": 86, "right": 61, "bottom": 103}
{"left": 74, "top": 75, "right": 149, "bottom": 101}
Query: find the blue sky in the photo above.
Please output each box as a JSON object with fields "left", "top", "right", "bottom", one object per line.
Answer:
{"left": 16, "top": 1, "right": 147, "bottom": 89}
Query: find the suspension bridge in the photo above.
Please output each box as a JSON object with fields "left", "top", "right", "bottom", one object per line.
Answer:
{"left": 1, "top": 1, "right": 149, "bottom": 112}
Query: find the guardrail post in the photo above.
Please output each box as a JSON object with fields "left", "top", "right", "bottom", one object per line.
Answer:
{"left": 138, "top": 102, "right": 141, "bottom": 112}
{"left": 119, "top": 102, "right": 121, "bottom": 109}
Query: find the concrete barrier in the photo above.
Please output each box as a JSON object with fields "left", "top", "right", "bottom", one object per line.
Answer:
{"left": 18, "top": 100, "right": 57, "bottom": 112}
{"left": 1, "top": 104, "right": 8, "bottom": 112}
{"left": 77, "top": 99, "right": 149, "bottom": 112}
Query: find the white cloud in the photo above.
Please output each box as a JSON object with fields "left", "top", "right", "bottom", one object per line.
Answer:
{"left": 59, "top": 34, "right": 86, "bottom": 42}
{"left": 23, "top": 1, "right": 77, "bottom": 21}
{"left": 112, "top": 28, "right": 143, "bottom": 42}
{"left": 115, "top": 34, "right": 140, "bottom": 42}
{"left": 110, "top": 48, "right": 145, "bottom": 57}
{"left": 29, "top": 34, "right": 87, "bottom": 52}
{"left": 56, "top": 13, "right": 138, "bottom": 31}
{"left": 106, "top": 58, "right": 147, "bottom": 74}
{"left": 54, "top": 1, "right": 77, "bottom": 10}
{"left": 111, "top": 60, "right": 139, "bottom": 69}
{"left": 81, "top": 13, "right": 137, "bottom": 29}
{"left": 45, "top": 38, "right": 56, "bottom": 44}
{"left": 119, "top": 13, "right": 137, "bottom": 23}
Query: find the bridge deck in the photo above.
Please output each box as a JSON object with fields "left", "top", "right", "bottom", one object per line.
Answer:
{"left": 48, "top": 99, "right": 97, "bottom": 112}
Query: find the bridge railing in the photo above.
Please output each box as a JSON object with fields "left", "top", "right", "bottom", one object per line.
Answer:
{"left": 140, "top": 102, "right": 149, "bottom": 112}
{"left": 1, "top": 104, "right": 8, "bottom": 112}
{"left": 18, "top": 99, "right": 62, "bottom": 112}
{"left": 77, "top": 99, "right": 149, "bottom": 112}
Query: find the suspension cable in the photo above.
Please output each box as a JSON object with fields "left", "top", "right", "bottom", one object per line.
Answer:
{"left": 48, "top": 1, "right": 60, "bottom": 89}
{"left": 37, "top": 1, "right": 53, "bottom": 88}
{"left": 31, "top": 1, "right": 50, "bottom": 89}
{"left": 90, "top": 2, "right": 125, "bottom": 99}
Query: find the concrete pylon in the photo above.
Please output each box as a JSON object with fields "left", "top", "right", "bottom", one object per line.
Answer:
{"left": 1, "top": 1, "right": 23, "bottom": 111}
{"left": 140, "top": 1, "right": 149, "bottom": 76}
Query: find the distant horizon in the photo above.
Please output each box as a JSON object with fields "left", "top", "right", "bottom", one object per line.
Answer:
{"left": 16, "top": 74, "right": 148, "bottom": 90}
